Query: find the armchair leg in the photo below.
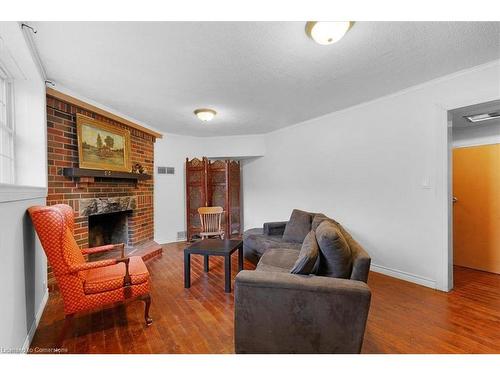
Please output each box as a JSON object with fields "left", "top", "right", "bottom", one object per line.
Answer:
{"left": 141, "top": 294, "right": 153, "bottom": 326}
{"left": 58, "top": 314, "right": 74, "bottom": 347}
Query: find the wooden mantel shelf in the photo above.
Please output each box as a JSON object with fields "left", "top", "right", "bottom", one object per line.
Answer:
{"left": 63, "top": 168, "right": 152, "bottom": 181}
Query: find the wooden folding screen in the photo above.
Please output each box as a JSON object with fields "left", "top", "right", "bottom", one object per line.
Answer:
{"left": 185, "top": 157, "right": 207, "bottom": 241}
{"left": 227, "top": 160, "right": 241, "bottom": 237}
{"left": 186, "top": 157, "right": 241, "bottom": 241}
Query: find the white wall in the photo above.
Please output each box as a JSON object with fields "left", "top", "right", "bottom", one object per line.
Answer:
{"left": 0, "top": 195, "right": 48, "bottom": 352}
{"left": 154, "top": 134, "right": 201, "bottom": 244}
{"left": 243, "top": 61, "right": 500, "bottom": 291}
{"left": 0, "top": 22, "right": 48, "bottom": 352}
{"left": 453, "top": 121, "right": 500, "bottom": 148}
{"left": 154, "top": 133, "right": 265, "bottom": 244}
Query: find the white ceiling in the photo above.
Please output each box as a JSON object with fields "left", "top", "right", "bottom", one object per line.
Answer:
{"left": 32, "top": 22, "right": 500, "bottom": 136}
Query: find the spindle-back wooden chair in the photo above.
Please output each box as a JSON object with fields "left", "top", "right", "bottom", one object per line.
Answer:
{"left": 198, "top": 206, "right": 225, "bottom": 239}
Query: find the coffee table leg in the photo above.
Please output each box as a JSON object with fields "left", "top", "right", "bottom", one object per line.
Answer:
{"left": 238, "top": 246, "right": 244, "bottom": 271}
{"left": 204, "top": 254, "right": 209, "bottom": 272}
{"left": 224, "top": 254, "right": 231, "bottom": 293}
{"left": 184, "top": 252, "right": 191, "bottom": 288}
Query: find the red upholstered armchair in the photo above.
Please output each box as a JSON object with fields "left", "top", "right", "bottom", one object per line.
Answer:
{"left": 28, "top": 204, "right": 153, "bottom": 338}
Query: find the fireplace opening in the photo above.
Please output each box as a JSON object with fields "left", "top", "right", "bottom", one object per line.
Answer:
{"left": 88, "top": 211, "right": 131, "bottom": 248}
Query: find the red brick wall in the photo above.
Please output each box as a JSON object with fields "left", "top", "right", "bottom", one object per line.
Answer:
{"left": 46, "top": 94, "right": 156, "bottom": 250}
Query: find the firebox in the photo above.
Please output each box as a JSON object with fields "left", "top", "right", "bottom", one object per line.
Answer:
{"left": 88, "top": 211, "right": 131, "bottom": 248}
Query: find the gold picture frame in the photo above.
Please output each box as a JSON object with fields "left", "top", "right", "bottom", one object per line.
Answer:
{"left": 76, "top": 114, "right": 132, "bottom": 172}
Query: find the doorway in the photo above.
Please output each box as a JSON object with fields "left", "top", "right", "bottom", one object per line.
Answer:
{"left": 450, "top": 100, "right": 500, "bottom": 280}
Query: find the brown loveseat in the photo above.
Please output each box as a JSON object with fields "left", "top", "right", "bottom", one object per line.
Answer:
{"left": 235, "top": 210, "right": 371, "bottom": 353}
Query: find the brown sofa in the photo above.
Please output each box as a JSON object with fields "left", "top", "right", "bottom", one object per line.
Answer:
{"left": 235, "top": 210, "right": 371, "bottom": 353}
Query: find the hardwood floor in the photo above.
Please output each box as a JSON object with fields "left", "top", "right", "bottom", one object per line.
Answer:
{"left": 30, "top": 242, "right": 500, "bottom": 354}
{"left": 364, "top": 265, "right": 500, "bottom": 353}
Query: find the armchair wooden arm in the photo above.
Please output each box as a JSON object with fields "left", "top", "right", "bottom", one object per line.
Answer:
{"left": 81, "top": 243, "right": 125, "bottom": 257}
{"left": 116, "top": 257, "right": 132, "bottom": 287}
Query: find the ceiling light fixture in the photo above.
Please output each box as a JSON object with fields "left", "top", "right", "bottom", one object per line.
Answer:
{"left": 305, "top": 21, "right": 353, "bottom": 45}
{"left": 464, "top": 112, "right": 500, "bottom": 123}
{"left": 194, "top": 108, "right": 217, "bottom": 122}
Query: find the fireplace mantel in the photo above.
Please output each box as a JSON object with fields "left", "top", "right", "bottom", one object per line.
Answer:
{"left": 63, "top": 167, "right": 151, "bottom": 181}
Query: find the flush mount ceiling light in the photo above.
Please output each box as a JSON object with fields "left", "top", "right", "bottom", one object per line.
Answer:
{"left": 194, "top": 108, "right": 217, "bottom": 122}
{"left": 464, "top": 112, "right": 500, "bottom": 123}
{"left": 305, "top": 21, "right": 353, "bottom": 45}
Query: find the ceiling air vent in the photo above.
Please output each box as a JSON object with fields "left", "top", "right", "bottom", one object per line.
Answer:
{"left": 464, "top": 111, "right": 500, "bottom": 123}
{"left": 157, "top": 166, "right": 175, "bottom": 175}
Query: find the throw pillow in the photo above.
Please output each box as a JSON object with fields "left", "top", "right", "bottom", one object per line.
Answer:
{"left": 311, "top": 213, "right": 339, "bottom": 231}
{"left": 315, "top": 220, "right": 353, "bottom": 278}
{"left": 282, "top": 209, "right": 313, "bottom": 243}
{"left": 290, "top": 230, "right": 320, "bottom": 274}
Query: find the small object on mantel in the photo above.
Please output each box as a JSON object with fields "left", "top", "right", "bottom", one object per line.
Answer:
{"left": 132, "top": 163, "right": 147, "bottom": 174}
{"left": 63, "top": 167, "right": 152, "bottom": 181}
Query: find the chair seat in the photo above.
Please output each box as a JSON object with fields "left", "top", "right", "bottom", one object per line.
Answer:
{"left": 83, "top": 256, "right": 149, "bottom": 294}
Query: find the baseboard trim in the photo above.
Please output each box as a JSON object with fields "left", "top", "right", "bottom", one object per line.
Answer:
{"left": 370, "top": 264, "right": 437, "bottom": 289}
{"left": 21, "top": 287, "right": 49, "bottom": 353}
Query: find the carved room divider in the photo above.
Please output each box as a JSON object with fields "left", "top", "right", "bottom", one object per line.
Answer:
{"left": 185, "top": 157, "right": 241, "bottom": 241}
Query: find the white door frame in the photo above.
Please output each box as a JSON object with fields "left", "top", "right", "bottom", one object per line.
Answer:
{"left": 436, "top": 94, "right": 500, "bottom": 292}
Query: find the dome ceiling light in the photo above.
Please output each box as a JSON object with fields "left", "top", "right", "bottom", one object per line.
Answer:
{"left": 194, "top": 108, "right": 217, "bottom": 122}
{"left": 305, "top": 21, "right": 353, "bottom": 45}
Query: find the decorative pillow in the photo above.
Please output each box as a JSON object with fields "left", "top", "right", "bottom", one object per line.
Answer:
{"left": 311, "top": 213, "right": 339, "bottom": 231}
{"left": 315, "top": 220, "right": 353, "bottom": 278}
{"left": 290, "top": 230, "right": 320, "bottom": 274}
{"left": 282, "top": 209, "right": 313, "bottom": 243}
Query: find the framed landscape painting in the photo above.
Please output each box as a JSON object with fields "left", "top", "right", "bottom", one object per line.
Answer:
{"left": 76, "top": 114, "right": 132, "bottom": 172}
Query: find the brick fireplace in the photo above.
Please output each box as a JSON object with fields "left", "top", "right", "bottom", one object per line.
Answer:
{"left": 46, "top": 91, "right": 161, "bottom": 282}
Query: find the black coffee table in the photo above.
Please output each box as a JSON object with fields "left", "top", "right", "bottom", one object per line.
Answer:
{"left": 184, "top": 239, "right": 244, "bottom": 293}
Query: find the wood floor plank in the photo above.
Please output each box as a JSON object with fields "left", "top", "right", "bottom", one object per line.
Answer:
{"left": 29, "top": 242, "right": 500, "bottom": 354}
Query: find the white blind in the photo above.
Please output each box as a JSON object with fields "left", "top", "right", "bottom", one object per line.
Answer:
{"left": 0, "top": 67, "right": 14, "bottom": 184}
